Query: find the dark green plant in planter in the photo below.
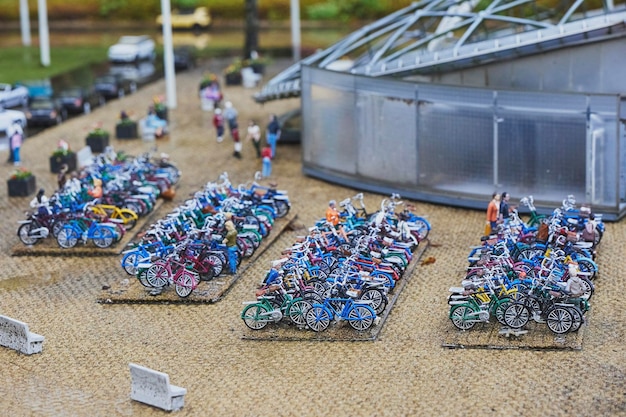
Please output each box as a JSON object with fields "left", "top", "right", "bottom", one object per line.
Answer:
{"left": 244, "top": 52, "right": 270, "bottom": 75}
{"left": 7, "top": 167, "right": 36, "bottom": 197}
{"left": 86, "top": 126, "right": 110, "bottom": 153}
{"left": 50, "top": 146, "right": 77, "bottom": 173}
{"left": 224, "top": 60, "right": 243, "bottom": 85}
{"left": 116, "top": 118, "right": 138, "bottom": 140}
{"left": 153, "top": 95, "right": 168, "bottom": 121}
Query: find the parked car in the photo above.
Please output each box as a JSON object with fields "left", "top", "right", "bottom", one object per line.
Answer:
{"left": 25, "top": 97, "right": 67, "bottom": 126}
{"left": 57, "top": 87, "right": 105, "bottom": 114}
{"left": 93, "top": 74, "right": 137, "bottom": 100}
{"left": 277, "top": 108, "right": 302, "bottom": 144}
{"left": 0, "top": 83, "right": 29, "bottom": 108}
{"left": 0, "top": 107, "right": 27, "bottom": 138}
{"left": 16, "top": 79, "right": 53, "bottom": 99}
{"left": 157, "top": 7, "right": 211, "bottom": 31}
{"left": 108, "top": 61, "right": 156, "bottom": 83}
{"left": 107, "top": 35, "right": 156, "bottom": 63}
{"left": 174, "top": 47, "right": 196, "bottom": 71}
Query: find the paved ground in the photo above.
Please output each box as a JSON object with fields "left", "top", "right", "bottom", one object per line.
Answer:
{"left": 0, "top": 58, "right": 625, "bottom": 417}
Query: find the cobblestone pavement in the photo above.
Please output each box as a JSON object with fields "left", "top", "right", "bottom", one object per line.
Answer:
{"left": 0, "top": 58, "right": 624, "bottom": 417}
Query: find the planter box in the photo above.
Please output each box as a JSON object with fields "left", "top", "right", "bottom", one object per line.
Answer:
{"left": 225, "top": 72, "right": 242, "bottom": 86}
{"left": 8, "top": 175, "right": 36, "bottom": 197}
{"left": 155, "top": 108, "right": 168, "bottom": 121}
{"left": 86, "top": 134, "right": 110, "bottom": 153}
{"left": 116, "top": 122, "right": 138, "bottom": 140}
{"left": 250, "top": 63, "right": 265, "bottom": 75}
{"left": 50, "top": 153, "right": 77, "bottom": 173}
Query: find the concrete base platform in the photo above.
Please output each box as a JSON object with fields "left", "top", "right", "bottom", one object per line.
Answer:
{"left": 442, "top": 316, "right": 587, "bottom": 350}
{"left": 97, "top": 212, "right": 298, "bottom": 304}
{"left": 11, "top": 200, "right": 166, "bottom": 257}
{"left": 241, "top": 239, "right": 430, "bottom": 342}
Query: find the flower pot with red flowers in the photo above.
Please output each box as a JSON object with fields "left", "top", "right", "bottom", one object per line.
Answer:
{"left": 8, "top": 168, "right": 36, "bottom": 197}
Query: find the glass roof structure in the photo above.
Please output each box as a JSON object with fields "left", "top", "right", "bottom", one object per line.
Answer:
{"left": 254, "top": 0, "right": 626, "bottom": 103}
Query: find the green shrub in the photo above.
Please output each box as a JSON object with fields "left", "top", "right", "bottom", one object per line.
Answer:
{"left": 306, "top": 2, "right": 341, "bottom": 20}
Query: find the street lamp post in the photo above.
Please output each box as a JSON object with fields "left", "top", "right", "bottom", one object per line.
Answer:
{"left": 160, "top": 0, "right": 177, "bottom": 109}
{"left": 37, "top": 0, "right": 50, "bottom": 66}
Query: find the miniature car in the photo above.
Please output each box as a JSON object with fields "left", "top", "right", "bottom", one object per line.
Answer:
{"left": 25, "top": 97, "right": 67, "bottom": 126}
{"left": 157, "top": 7, "right": 211, "bottom": 31}
{"left": 57, "top": 87, "right": 105, "bottom": 114}
{"left": 93, "top": 74, "right": 137, "bottom": 100}
{"left": 0, "top": 107, "right": 27, "bottom": 137}
{"left": 107, "top": 35, "right": 156, "bottom": 63}
{"left": 0, "top": 83, "right": 29, "bottom": 108}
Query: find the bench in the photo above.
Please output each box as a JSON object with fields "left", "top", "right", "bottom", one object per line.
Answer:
{"left": 129, "top": 363, "right": 187, "bottom": 411}
{"left": 0, "top": 314, "right": 44, "bottom": 355}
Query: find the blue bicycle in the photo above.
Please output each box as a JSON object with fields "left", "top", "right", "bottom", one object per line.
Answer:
{"left": 305, "top": 289, "right": 377, "bottom": 332}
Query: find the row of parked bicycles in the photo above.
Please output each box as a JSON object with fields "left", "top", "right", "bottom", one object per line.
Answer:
{"left": 119, "top": 172, "right": 291, "bottom": 297}
{"left": 17, "top": 148, "right": 180, "bottom": 249}
{"left": 241, "top": 193, "right": 431, "bottom": 332}
{"left": 448, "top": 195, "right": 604, "bottom": 335}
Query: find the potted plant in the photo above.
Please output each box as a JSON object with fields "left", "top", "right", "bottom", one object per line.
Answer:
{"left": 223, "top": 59, "right": 243, "bottom": 86}
{"left": 7, "top": 167, "right": 36, "bottom": 197}
{"left": 50, "top": 140, "right": 77, "bottom": 173}
{"left": 116, "top": 110, "right": 138, "bottom": 140}
{"left": 153, "top": 95, "right": 168, "bottom": 121}
{"left": 244, "top": 51, "right": 270, "bottom": 75}
{"left": 86, "top": 122, "right": 110, "bottom": 153}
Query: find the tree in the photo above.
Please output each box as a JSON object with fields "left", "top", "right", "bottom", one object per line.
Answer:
{"left": 244, "top": 0, "right": 259, "bottom": 59}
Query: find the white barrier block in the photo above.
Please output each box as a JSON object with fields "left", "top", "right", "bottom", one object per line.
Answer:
{"left": 0, "top": 315, "right": 44, "bottom": 355}
{"left": 129, "top": 363, "right": 187, "bottom": 411}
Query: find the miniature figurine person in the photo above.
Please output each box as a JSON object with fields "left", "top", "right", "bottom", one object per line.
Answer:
{"left": 266, "top": 113, "right": 281, "bottom": 158}
{"left": 7, "top": 121, "right": 23, "bottom": 164}
{"left": 222, "top": 213, "right": 238, "bottom": 274}
{"left": 57, "top": 164, "right": 69, "bottom": 191}
{"left": 499, "top": 191, "right": 514, "bottom": 222}
{"left": 10, "top": 121, "right": 23, "bottom": 166}
{"left": 146, "top": 108, "right": 167, "bottom": 138}
{"left": 30, "top": 189, "right": 50, "bottom": 216}
{"left": 223, "top": 101, "right": 239, "bottom": 137}
{"left": 232, "top": 123, "right": 242, "bottom": 159}
{"left": 246, "top": 119, "right": 262, "bottom": 158}
{"left": 486, "top": 192, "right": 500, "bottom": 236}
{"left": 326, "top": 200, "right": 340, "bottom": 227}
{"left": 261, "top": 144, "right": 272, "bottom": 178}
{"left": 88, "top": 178, "right": 103, "bottom": 199}
{"left": 213, "top": 108, "right": 225, "bottom": 143}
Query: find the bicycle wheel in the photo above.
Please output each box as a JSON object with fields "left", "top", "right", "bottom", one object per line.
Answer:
{"left": 136, "top": 268, "right": 151, "bottom": 288}
{"left": 18, "top": 222, "right": 38, "bottom": 245}
{"left": 503, "top": 303, "right": 530, "bottom": 329}
{"left": 119, "top": 211, "right": 137, "bottom": 231}
{"left": 52, "top": 220, "right": 66, "bottom": 238}
{"left": 92, "top": 227, "right": 115, "bottom": 248}
{"left": 493, "top": 298, "right": 511, "bottom": 325}
{"left": 146, "top": 263, "right": 170, "bottom": 288}
{"left": 449, "top": 305, "right": 477, "bottom": 330}
{"left": 241, "top": 304, "right": 269, "bottom": 330}
{"left": 57, "top": 227, "right": 78, "bottom": 248}
{"left": 121, "top": 252, "right": 139, "bottom": 275}
{"left": 411, "top": 218, "right": 430, "bottom": 240}
{"left": 174, "top": 272, "right": 196, "bottom": 298}
{"left": 347, "top": 305, "right": 376, "bottom": 331}
{"left": 579, "top": 277, "right": 595, "bottom": 301}
{"left": 274, "top": 200, "right": 290, "bottom": 218}
{"left": 305, "top": 305, "right": 331, "bottom": 332}
{"left": 567, "top": 305, "right": 584, "bottom": 333}
{"left": 359, "top": 288, "right": 388, "bottom": 315}
{"left": 546, "top": 306, "right": 573, "bottom": 334}
{"left": 287, "top": 299, "right": 312, "bottom": 326}
{"left": 206, "top": 254, "right": 223, "bottom": 277}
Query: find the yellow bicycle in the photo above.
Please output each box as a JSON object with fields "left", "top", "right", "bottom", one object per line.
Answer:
{"left": 88, "top": 204, "right": 139, "bottom": 231}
